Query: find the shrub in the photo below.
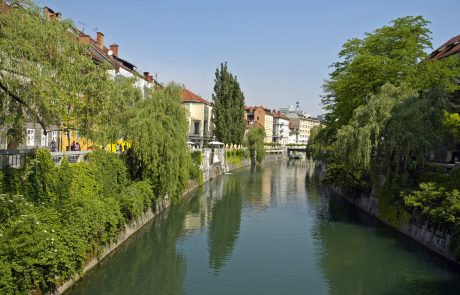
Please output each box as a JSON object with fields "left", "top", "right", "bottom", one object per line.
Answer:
{"left": 88, "top": 150, "right": 128, "bottom": 198}
{"left": 191, "top": 150, "right": 202, "bottom": 165}
{"left": 120, "top": 181, "right": 155, "bottom": 221}
{"left": 22, "top": 148, "right": 57, "bottom": 204}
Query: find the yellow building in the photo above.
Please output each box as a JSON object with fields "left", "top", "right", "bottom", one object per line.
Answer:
{"left": 181, "top": 89, "right": 213, "bottom": 147}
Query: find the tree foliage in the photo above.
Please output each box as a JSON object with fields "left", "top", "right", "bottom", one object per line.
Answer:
{"left": 245, "top": 127, "right": 265, "bottom": 164}
{"left": 123, "top": 84, "right": 191, "bottom": 200}
{"left": 212, "top": 62, "right": 246, "bottom": 145}
{"left": 314, "top": 15, "right": 460, "bottom": 260}
{"left": 0, "top": 3, "right": 115, "bottom": 141}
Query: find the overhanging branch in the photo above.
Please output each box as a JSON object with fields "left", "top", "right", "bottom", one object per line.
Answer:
{"left": 0, "top": 79, "right": 48, "bottom": 135}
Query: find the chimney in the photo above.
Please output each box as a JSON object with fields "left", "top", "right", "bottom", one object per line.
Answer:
{"left": 110, "top": 44, "right": 119, "bottom": 57}
{"left": 144, "top": 72, "right": 152, "bottom": 82}
{"left": 44, "top": 7, "right": 53, "bottom": 20}
{"left": 79, "top": 34, "right": 90, "bottom": 44}
{"left": 44, "top": 7, "right": 61, "bottom": 21}
{"left": 96, "top": 32, "right": 104, "bottom": 48}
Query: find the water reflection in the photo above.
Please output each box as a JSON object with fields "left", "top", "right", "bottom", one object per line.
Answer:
{"left": 308, "top": 169, "right": 460, "bottom": 295}
{"left": 68, "top": 160, "right": 460, "bottom": 295}
{"left": 208, "top": 176, "right": 243, "bottom": 272}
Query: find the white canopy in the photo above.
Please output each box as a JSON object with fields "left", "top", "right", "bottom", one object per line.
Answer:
{"left": 208, "top": 141, "right": 224, "bottom": 146}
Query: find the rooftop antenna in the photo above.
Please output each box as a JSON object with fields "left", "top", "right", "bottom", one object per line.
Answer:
{"left": 78, "top": 21, "right": 87, "bottom": 33}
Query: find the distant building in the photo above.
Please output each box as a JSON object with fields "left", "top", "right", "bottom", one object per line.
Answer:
{"left": 245, "top": 106, "right": 274, "bottom": 143}
{"left": 181, "top": 89, "right": 213, "bottom": 147}
{"left": 272, "top": 112, "right": 290, "bottom": 145}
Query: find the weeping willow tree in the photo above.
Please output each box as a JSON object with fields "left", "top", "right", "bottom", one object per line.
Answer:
{"left": 124, "top": 84, "right": 191, "bottom": 200}
{"left": 315, "top": 15, "right": 460, "bottom": 192}
{"left": 382, "top": 86, "right": 449, "bottom": 177}
{"left": 0, "top": 1, "right": 115, "bottom": 141}
{"left": 335, "top": 84, "right": 417, "bottom": 174}
{"left": 245, "top": 127, "right": 265, "bottom": 164}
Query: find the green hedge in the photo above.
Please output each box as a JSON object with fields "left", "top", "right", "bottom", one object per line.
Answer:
{"left": 191, "top": 150, "right": 203, "bottom": 165}
{"left": 0, "top": 149, "right": 168, "bottom": 294}
{"left": 120, "top": 181, "right": 155, "bottom": 221}
{"left": 226, "top": 149, "right": 248, "bottom": 164}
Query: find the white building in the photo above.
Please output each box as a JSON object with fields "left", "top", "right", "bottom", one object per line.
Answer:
{"left": 286, "top": 112, "right": 320, "bottom": 144}
{"left": 272, "top": 112, "right": 290, "bottom": 145}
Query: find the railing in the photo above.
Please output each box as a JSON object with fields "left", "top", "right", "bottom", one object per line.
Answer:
{"left": 0, "top": 151, "right": 29, "bottom": 168}
{"left": 0, "top": 149, "right": 92, "bottom": 168}
{"left": 50, "top": 151, "right": 92, "bottom": 165}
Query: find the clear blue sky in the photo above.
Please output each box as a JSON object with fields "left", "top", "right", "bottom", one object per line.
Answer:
{"left": 38, "top": 0, "right": 459, "bottom": 116}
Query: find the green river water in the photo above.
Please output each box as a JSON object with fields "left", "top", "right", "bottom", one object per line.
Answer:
{"left": 68, "top": 160, "right": 460, "bottom": 295}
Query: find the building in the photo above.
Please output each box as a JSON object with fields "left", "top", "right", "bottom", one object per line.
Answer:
{"left": 245, "top": 106, "right": 274, "bottom": 143}
{"left": 427, "top": 35, "right": 460, "bottom": 162}
{"left": 272, "top": 112, "right": 290, "bottom": 145}
{"left": 0, "top": 6, "right": 158, "bottom": 152}
{"left": 181, "top": 89, "right": 213, "bottom": 147}
{"left": 285, "top": 112, "right": 321, "bottom": 144}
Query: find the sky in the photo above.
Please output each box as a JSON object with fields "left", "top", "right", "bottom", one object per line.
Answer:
{"left": 37, "top": 0, "right": 459, "bottom": 116}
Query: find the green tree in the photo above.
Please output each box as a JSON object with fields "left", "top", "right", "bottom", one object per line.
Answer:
{"left": 124, "top": 84, "right": 191, "bottom": 200}
{"left": 321, "top": 16, "right": 459, "bottom": 135}
{"left": 245, "top": 127, "right": 265, "bottom": 164}
{"left": 212, "top": 62, "right": 246, "bottom": 145}
{"left": 0, "top": 2, "right": 117, "bottom": 143}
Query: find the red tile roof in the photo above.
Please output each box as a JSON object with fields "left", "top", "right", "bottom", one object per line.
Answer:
{"left": 272, "top": 111, "right": 289, "bottom": 120}
{"left": 428, "top": 35, "right": 460, "bottom": 60}
{"left": 181, "top": 89, "right": 210, "bottom": 105}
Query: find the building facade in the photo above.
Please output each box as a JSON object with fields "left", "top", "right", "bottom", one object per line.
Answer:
{"left": 181, "top": 89, "right": 213, "bottom": 147}
{"left": 272, "top": 112, "right": 290, "bottom": 145}
{"left": 245, "top": 106, "right": 274, "bottom": 143}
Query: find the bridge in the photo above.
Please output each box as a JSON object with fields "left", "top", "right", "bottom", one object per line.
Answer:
{"left": 287, "top": 146, "right": 308, "bottom": 158}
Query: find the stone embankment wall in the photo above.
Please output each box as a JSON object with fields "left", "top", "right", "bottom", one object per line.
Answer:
{"left": 317, "top": 162, "right": 458, "bottom": 264}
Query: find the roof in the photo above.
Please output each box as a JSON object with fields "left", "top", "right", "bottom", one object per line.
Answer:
{"left": 181, "top": 89, "right": 210, "bottom": 105}
{"left": 272, "top": 111, "right": 289, "bottom": 120}
{"left": 428, "top": 35, "right": 460, "bottom": 60}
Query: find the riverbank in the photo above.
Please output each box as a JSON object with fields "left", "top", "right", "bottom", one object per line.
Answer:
{"left": 316, "top": 163, "right": 458, "bottom": 265}
{"left": 57, "top": 154, "right": 287, "bottom": 294}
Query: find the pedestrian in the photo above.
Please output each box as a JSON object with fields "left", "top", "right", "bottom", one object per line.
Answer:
{"left": 71, "top": 141, "right": 76, "bottom": 151}
{"left": 76, "top": 142, "right": 81, "bottom": 151}
{"left": 50, "top": 140, "right": 56, "bottom": 152}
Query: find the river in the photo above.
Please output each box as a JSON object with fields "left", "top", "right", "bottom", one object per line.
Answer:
{"left": 68, "top": 160, "right": 460, "bottom": 295}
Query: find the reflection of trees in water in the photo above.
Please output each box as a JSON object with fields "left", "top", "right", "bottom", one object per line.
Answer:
{"left": 312, "top": 194, "right": 460, "bottom": 295}
{"left": 208, "top": 175, "right": 243, "bottom": 272}
{"left": 70, "top": 194, "right": 204, "bottom": 295}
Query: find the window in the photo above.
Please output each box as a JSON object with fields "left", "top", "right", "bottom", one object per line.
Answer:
{"left": 27, "top": 129, "right": 35, "bottom": 146}
{"left": 52, "top": 131, "right": 58, "bottom": 142}
{"left": 41, "top": 129, "right": 48, "bottom": 147}
{"left": 194, "top": 121, "right": 200, "bottom": 134}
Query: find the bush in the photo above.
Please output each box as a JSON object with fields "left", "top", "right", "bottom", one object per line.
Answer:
{"left": 226, "top": 149, "right": 246, "bottom": 164}
{"left": 189, "top": 162, "right": 203, "bottom": 186}
{"left": 22, "top": 148, "right": 57, "bottom": 204}
{"left": 88, "top": 150, "right": 128, "bottom": 198}
{"left": 191, "top": 150, "right": 202, "bottom": 165}
{"left": 1, "top": 166, "right": 23, "bottom": 195}
{"left": 120, "top": 181, "right": 155, "bottom": 221}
